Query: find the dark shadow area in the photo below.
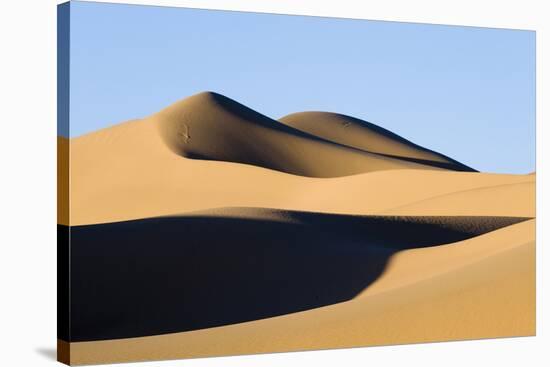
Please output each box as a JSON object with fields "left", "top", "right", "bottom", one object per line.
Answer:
{"left": 63, "top": 211, "right": 528, "bottom": 342}
{"left": 35, "top": 348, "right": 56, "bottom": 361}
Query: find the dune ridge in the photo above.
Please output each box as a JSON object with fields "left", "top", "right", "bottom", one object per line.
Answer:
{"left": 279, "top": 111, "right": 474, "bottom": 171}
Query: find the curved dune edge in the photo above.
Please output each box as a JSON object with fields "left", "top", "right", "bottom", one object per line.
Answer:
{"left": 66, "top": 119, "right": 534, "bottom": 225}
{"left": 66, "top": 220, "right": 535, "bottom": 365}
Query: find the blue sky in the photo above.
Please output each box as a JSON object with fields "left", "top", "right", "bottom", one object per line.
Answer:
{"left": 64, "top": 1, "right": 535, "bottom": 173}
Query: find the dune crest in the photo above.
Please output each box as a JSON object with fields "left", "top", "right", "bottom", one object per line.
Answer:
{"left": 153, "top": 92, "right": 466, "bottom": 177}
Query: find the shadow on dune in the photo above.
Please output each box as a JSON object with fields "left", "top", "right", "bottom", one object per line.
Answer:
{"left": 63, "top": 210, "right": 529, "bottom": 342}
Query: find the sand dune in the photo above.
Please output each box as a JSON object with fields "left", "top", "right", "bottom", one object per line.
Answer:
{"left": 59, "top": 91, "right": 536, "bottom": 365}
{"left": 65, "top": 92, "right": 531, "bottom": 226}
{"left": 154, "top": 92, "right": 462, "bottom": 177}
{"left": 67, "top": 219, "right": 535, "bottom": 365}
{"left": 67, "top": 115, "right": 533, "bottom": 225}
{"left": 279, "top": 111, "right": 474, "bottom": 171}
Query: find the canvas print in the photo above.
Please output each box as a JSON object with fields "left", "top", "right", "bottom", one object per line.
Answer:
{"left": 57, "top": 1, "right": 536, "bottom": 365}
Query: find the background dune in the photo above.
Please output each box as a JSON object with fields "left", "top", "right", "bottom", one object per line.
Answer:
{"left": 68, "top": 109, "right": 534, "bottom": 225}
{"left": 279, "top": 111, "right": 474, "bottom": 171}
{"left": 155, "top": 92, "right": 465, "bottom": 178}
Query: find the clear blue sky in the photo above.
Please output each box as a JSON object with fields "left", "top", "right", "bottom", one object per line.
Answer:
{"left": 64, "top": 1, "right": 535, "bottom": 174}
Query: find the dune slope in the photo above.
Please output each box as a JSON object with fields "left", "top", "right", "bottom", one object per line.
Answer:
{"left": 67, "top": 208, "right": 528, "bottom": 342}
{"left": 279, "top": 111, "right": 474, "bottom": 171}
{"left": 384, "top": 181, "right": 535, "bottom": 217}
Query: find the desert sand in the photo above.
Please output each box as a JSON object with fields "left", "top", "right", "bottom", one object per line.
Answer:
{"left": 59, "top": 91, "right": 535, "bottom": 365}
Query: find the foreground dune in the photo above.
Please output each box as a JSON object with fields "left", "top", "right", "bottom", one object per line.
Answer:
{"left": 66, "top": 209, "right": 527, "bottom": 342}
{"left": 66, "top": 219, "right": 535, "bottom": 365}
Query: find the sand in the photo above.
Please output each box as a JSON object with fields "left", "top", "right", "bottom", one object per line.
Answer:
{"left": 66, "top": 210, "right": 528, "bottom": 343}
{"left": 67, "top": 108, "right": 533, "bottom": 225}
{"left": 66, "top": 219, "right": 535, "bottom": 365}
{"left": 59, "top": 91, "right": 536, "bottom": 365}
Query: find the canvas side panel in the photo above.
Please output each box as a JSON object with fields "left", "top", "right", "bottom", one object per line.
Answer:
{"left": 57, "top": 2, "right": 71, "bottom": 365}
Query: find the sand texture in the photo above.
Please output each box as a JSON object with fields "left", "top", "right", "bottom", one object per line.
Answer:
{"left": 60, "top": 92, "right": 535, "bottom": 365}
